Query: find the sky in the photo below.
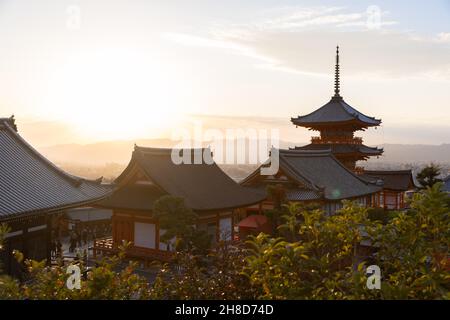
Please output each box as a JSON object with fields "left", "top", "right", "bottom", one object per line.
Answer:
{"left": 0, "top": 0, "right": 449, "bottom": 146}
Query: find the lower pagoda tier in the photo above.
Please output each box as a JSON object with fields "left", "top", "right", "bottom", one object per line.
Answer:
{"left": 292, "top": 143, "right": 383, "bottom": 171}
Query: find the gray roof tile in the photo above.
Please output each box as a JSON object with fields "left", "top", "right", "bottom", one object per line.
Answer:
{"left": 291, "top": 96, "right": 381, "bottom": 128}
{"left": 108, "top": 146, "right": 266, "bottom": 211}
{"left": 0, "top": 117, "right": 112, "bottom": 220}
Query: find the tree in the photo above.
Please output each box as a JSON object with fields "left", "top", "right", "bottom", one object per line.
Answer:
{"left": 244, "top": 186, "right": 450, "bottom": 300}
{"left": 369, "top": 183, "right": 450, "bottom": 299}
{"left": 265, "top": 184, "right": 288, "bottom": 234}
{"left": 416, "top": 164, "right": 442, "bottom": 189}
{"left": 0, "top": 239, "right": 151, "bottom": 300}
{"left": 152, "top": 195, "right": 210, "bottom": 252}
{"left": 150, "top": 243, "right": 257, "bottom": 299}
{"left": 244, "top": 201, "right": 376, "bottom": 299}
{"left": 2, "top": 187, "right": 448, "bottom": 300}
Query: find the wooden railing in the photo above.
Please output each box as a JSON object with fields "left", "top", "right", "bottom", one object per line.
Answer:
{"left": 93, "top": 237, "right": 173, "bottom": 262}
{"left": 311, "top": 136, "right": 363, "bottom": 145}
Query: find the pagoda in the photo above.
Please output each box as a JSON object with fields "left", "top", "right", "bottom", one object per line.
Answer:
{"left": 291, "top": 46, "right": 383, "bottom": 172}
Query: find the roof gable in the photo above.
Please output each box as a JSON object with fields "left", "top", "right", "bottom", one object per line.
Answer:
{"left": 242, "top": 149, "right": 379, "bottom": 200}
{"left": 364, "top": 170, "right": 417, "bottom": 191}
{"left": 113, "top": 146, "right": 265, "bottom": 211}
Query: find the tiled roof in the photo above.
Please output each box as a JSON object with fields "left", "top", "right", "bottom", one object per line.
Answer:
{"left": 242, "top": 149, "right": 380, "bottom": 201}
{"left": 66, "top": 207, "right": 112, "bottom": 222}
{"left": 293, "top": 143, "right": 383, "bottom": 156}
{"left": 99, "top": 184, "right": 167, "bottom": 212}
{"left": 291, "top": 96, "right": 381, "bottom": 129}
{"left": 107, "top": 146, "right": 266, "bottom": 211}
{"left": 364, "top": 170, "right": 417, "bottom": 191}
{"left": 0, "top": 116, "right": 112, "bottom": 220}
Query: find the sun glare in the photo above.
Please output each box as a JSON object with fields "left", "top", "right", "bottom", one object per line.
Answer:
{"left": 46, "top": 48, "right": 182, "bottom": 141}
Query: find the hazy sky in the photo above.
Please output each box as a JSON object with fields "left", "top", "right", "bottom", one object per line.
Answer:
{"left": 0, "top": 0, "right": 449, "bottom": 146}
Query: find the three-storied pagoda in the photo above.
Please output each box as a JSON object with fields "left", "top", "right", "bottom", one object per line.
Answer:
{"left": 291, "top": 46, "right": 383, "bottom": 173}
{"left": 243, "top": 47, "right": 416, "bottom": 212}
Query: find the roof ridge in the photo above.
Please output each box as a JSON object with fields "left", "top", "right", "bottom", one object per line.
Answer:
{"left": 2, "top": 118, "right": 82, "bottom": 186}
{"left": 278, "top": 152, "right": 321, "bottom": 191}
{"left": 339, "top": 99, "right": 381, "bottom": 122}
{"left": 365, "top": 169, "right": 412, "bottom": 174}
{"left": 281, "top": 148, "right": 332, "bottom": 156}
{"left": 0, "top": 115, "right": 17, "bottom": 131}
{"left": 325, "top": 152, "right": 375, "bottom": 186}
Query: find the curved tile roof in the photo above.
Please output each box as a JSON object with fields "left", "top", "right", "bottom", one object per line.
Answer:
{"left": 278, "top": 149, "right": 380, "bottom": 200}
{"left": 111, "top": 146, "right": 266, "bottom": 211}
{"left": 291, "top": 96, "right": 381, "bottom": 128}
{"left": 293, "top": 143, "right": 383, "bottom": 156}
{"left": 364, "top": 170, "right": 416, "bottom": 191}
{"left": 0, "top": 116, "right": 112, "bottom": 220}
{"left": 242, "top": 149, "right": 380, "bottom": 201}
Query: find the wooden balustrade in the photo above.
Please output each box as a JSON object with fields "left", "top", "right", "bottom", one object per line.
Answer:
{"left": 93, "top": 237, "right": 173, "bottom": 262}
{"left": 311, "top": 136, "right": 363, "bottom": 144}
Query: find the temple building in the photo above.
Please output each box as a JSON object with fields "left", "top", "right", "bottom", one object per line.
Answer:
{"left": 95, "top": 146, "right": 265, "bottom": 262}
{"left": 362, "top": 170, "right": 416, "bottom": 210}
{"left": 0, "top": 116, "right": 111, "bottom": 277}
{"left": 291, "top": 46, "right": 383, "bottom": 173}
{"left": 241, "top": 149, "right": 381, "bottom": 214}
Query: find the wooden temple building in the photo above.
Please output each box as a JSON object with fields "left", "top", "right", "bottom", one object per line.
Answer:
{"left": 241, "top": 149, "right": 381, "bottom": 214}
{"left": 96, "top": 146, "right": 265, "bottom": 262}
{"left": 0, "top": 116, "right": 111, "bottom": 277}
{"left": 243, "top": 47, "right": 415, "bottom": 212}
{"left": 362, "top": 170, "right": 416, "bottom": 209}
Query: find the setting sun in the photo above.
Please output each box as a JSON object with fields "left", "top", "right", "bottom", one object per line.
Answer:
{"left": 45, "top": 47, "right": 182, "bottom": 140}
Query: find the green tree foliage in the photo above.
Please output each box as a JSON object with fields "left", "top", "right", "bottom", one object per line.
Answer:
{"left": 417, "top": 164, "right": 442, "bottom": 189}
{"left": 0, "top": 241, "right": 150, "bottom": 300}
{"left": 244, "top": 201, "right": 375, "bottom": 299}
{"left": 369, "top": 183, "right": 450, "bottom": 299}
{"left": 152, "top": 195, "right": 210, "bottom": 251}
{"left": 1, "top": 186, "right": 448, "bottom": 300}
{"left": 150, "top": 243, "right": 257, "bottom": 299}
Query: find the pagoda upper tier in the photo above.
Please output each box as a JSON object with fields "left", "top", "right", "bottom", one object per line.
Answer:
{"left": 291, "top": 95, "right": 381, "bottom": 131}
{"left": 291, "top": 46, "right": 383, "bottom": 171}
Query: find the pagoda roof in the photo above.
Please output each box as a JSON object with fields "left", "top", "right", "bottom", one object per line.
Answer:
{"left": 363, "top": 170, "right": 417, "bottom": 191}
{"left": 242, "top": 149, "right": 380, "bottom": 201}
{"left": 291, "top": 47, "right": 381, "bottom": 130}
{"left": 291, "top": 96, "right": 381, "bottom": 129}
{"left": 293, "top": 143, "right": 383, "bottom": 157}
{"left": 0, "top": 116, "right": 112, "bottom": 221}
{"left": 107, "top": 146, "right": 265, "bottom": 211}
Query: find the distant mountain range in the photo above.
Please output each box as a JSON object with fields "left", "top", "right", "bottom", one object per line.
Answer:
{"left": 36, "top": 139, "right": 450, "bottom": 166}
{"left": 34, "top": 139, "right": 450, "bottom": 182}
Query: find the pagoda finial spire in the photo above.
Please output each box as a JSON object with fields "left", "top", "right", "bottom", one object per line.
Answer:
{"left": 334, "top": 45, "right": 341, "bottom": 98}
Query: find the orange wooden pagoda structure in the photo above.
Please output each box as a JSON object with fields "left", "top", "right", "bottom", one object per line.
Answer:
{"left": 291, "top": 46, "right": 383, "bottom": 172}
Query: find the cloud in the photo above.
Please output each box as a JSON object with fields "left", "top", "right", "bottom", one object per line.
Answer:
{"left": 436, "top": 32, "right": 450, "bottom": 43}
{"left": 164, "top": 6, "right": 450, "bottom": 80}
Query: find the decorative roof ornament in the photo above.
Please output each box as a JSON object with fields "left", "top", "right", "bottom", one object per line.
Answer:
{"left": 334, "top": 45, "right": 341, "bottom": 99}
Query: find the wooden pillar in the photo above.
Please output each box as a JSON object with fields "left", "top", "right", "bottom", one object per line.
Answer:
{"left": 45, "top": 214, "right": 52, "bottom": 265}
{"left": 155, "top": 220, "right": 160, "bottom": 251}
{"left": 216, "top": 212, "right": 220, "bottom": 243}
{"left": 231, "top": 210, "right": 235, "bottom": 241}
{"left": 21, "top": 219, "right": 29, "bottom": 259}
{"left": 401, "top": 192, "right": 404, "bottom": 208}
